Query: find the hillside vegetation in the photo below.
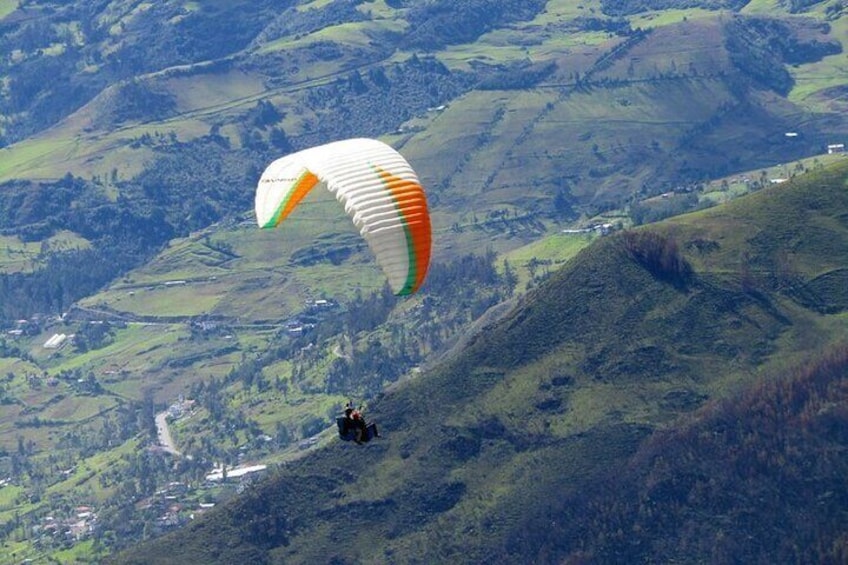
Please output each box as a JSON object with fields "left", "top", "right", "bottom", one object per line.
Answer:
{"left": 0, "top": 0, "right": 847, "bottom": 561}
{"left": 116, "top": 159, "right": 848, "bottom": 563}
{"left": 1, "top": 0, "right": 846, "bottom": 318}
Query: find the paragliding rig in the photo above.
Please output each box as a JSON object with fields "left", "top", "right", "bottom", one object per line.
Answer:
{"left": 337, "top": 402, "right": 380, "bottom": 444}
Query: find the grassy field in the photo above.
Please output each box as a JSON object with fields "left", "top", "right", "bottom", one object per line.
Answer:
{"left": 0, "top": 231, "right": 90, "bottom": 273}
{"left": 501, "top": 231, "right": 597, "bottom": 291}
{"left": 77, "top": 195, "right": 388, "bottom": 320}
{"left": 0, "top": 0, "right": 18, "bottom": 19}
{"left": 0, "top": 123, "right": 156, "bottom": 183}
{"left": 0, "top": 234, "right": 39, "bottom": 272}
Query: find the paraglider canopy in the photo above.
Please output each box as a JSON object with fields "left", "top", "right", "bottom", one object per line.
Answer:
{"left": 255, "top": 138, "right": 431, "bottom": 295}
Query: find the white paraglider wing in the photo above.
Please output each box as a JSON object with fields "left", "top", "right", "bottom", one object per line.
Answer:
{"left": 255, "top": 138, "right": 431, "bottom": 295}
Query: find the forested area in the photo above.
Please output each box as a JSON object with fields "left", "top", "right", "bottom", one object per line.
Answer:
{"left": 0, "top": 173, "right": 166, "bottom": 320}
{"left": 726, "top": 16, "right": 842, "bottom": 96}
{"left": 299, "top": 54, "right": 475, "bottom": 148}
{"left": 600, "top": 0, "right": 749, "bottom": 17}
{"left": 398, "top": 0, "right": 548, "bottom": 50}
{"left": 0, "top": 0, "right": 550, "bottom": 146}
{"left": 0, "top": 134, "right": 265, "bottom": 322}
{"left": 510, "top": 347, "right": 848, "bottom": 563}
{"left": 215, "top": 250, "right": 516, "bottom": 408}
{"left": 250, "top": 0, "right": 365, "bottom": 45}
{"left": 0, "top": 0, "right": 287, "bottom": 144}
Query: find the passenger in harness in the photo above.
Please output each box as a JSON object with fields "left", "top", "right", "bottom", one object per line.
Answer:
{"left": 338, "top": 403, "right": 379, "bottom": 444}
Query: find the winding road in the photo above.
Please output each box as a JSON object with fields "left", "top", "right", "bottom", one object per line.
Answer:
{"left": 155, "top": 411, "right": 181, "bottom": 456}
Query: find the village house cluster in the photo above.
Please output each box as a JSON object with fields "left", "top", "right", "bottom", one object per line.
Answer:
{"left": 32, "top": 506, "right": 98, "bottom": 547}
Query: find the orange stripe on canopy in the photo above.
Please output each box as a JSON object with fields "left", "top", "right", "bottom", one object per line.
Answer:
{"left": 273, "top": 170, "right": 320, "bottom": 226}
{"left": 376, "top": 168, "right": 431, "bottom": 294}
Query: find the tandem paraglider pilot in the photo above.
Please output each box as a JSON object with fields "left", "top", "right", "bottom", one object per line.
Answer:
{"left": 338, "top": 403, "right": 379, "bottom": 444}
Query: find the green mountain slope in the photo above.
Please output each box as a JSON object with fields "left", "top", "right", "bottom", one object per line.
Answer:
{"left": 1, "top": 1, "right": 848, "bottom": 561}
{"left": 531, "top": 346, "right": 848, "bottom": 563}
{"left": 115, "top": 159, "right": 848, "bottom": 564}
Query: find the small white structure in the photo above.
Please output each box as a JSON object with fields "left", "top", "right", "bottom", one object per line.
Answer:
{"left": 43, "top": 333, "right": 67, "bottom": 349}
{"left": 205, "top": 464, "right": 267, "bottom": 482}
{"left": 827, "top": 143, "right": 845, "bottom": 154}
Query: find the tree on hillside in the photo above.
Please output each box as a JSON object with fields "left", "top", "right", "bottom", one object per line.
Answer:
{"left": 622, "top": 230, "right": 693, "bottom": 288}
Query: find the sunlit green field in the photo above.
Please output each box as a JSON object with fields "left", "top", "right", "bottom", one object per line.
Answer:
{"left": 0, "top": 231, "right": 91, "bottom": 273}
{"left": 0, "top": 0, "right": 18, "bottom": 19}
{"left": 502, "top": 232, "right": 597, "bottom": 291}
